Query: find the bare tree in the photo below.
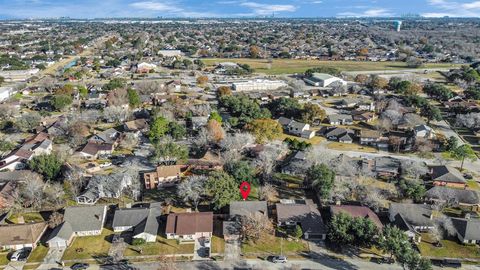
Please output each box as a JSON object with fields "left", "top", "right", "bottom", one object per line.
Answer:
{"left": 45, "top": 182, "right": 65, "bottom": 208}
{"left": 177, "top": 175, "right": 207, "bottom": 210}
{"left": 400, "top": 160, "right": 428, "bottom": 180}
{"left": 19, "top": 176, "right": 45, "bottom": 209}
{"left": 47, "top": 212, "right": 64, "bottom": 229}
{"left": 103, "top": 106, "right": 131, "bottom": 123}
{"left": 120, "top": 132, "right": 139, "bottom": 149}
{"left": 220, "top": 132, "right": 255, "bottom": 151}
{"left": 240, "top": 212, "right": 274, "bottom": 242}
{"left": 64, "top": 165, "right": 87, "bottom": 197}
{"left": 255, "top": 141, "right": 289, "bottom": 180}
{"left": 258, "top": 184, "right": 279, "bottom": 202}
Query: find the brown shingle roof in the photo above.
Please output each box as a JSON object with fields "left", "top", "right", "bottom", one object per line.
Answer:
{"left": 165, "top": 212, "right": 213, "bottom": 236}
{"left": 0, "top": 222, "right": 47, "bottom": 247}
{"left": 81, "top": 142, "right": 113, "bottom": 156}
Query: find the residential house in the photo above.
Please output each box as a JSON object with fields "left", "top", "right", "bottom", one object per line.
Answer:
{"left": 327, "top": 114, "right": 353, "bottom": 125}
{"left": 47, "top": 205, "right": 107, "bottom": 248}
{"left": 124, "top": 119, "right": 149, "bottom": 132}
{"left": 0, "top": 182, "right": 16, "bottom": 209}
{"left": 358, "top": 129, "right": 383, "bottom": 146}
{"left": 430, "top": 165, "right": 467, "bottom": 188}
{"left": 352, "top": 111, "right": 377, "bottom": 123}
{"left": 319, "top": 126, "right": 354, "bottom": 143}
{"left": 276, "top": 199, "right": 326, "bottom": 240}
{"left": 112, "top": 204, "right": 162, "bottom": 243}
{"left": 425, "top": 186, "right": 479, "bottom": 210}
{"left": 389, "top": 203, "right": 435, "bottom": 242}
{"left": 330, "top": 205, "right": 383, "bottom": 229}
{"left": 88, "top": 128, "right": 120, "bottom": 145}
{"left": 278, "top": 117, "right": 315, "bottom": 139}
{"left": 79, "top": 141, "right": 114, "bottom": 160}
{"left": 0, "top": 222, "right": 47, "bottom": 250}
{"left": 414, "top": 125, "right": 435, "bottom": 139}
{"left": 143, "top": 165, "right": 183, "bottom": 189}
{"left": 76, "top": 171, "right": 135, "bottom": 205}
{"left": 0, "top": 132, "right": 53, "bottom": 171}
{"left": 224, "top": 201, "right": 268, "bottom": 242}
{"left": 0, "top": 170, "right": 40, "bottom": 183}
{"left": 165, "top": 212, "right": 213, "bottom": 241}
{"left": 363, "top": 157, "right": 401, "bottom": 178}
{"left": 451, "top": 217, "right": 480, "bottom": 244}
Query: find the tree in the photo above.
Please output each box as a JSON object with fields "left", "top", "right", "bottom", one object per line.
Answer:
{"left": 47, "top": 212, "right": 63, "bottom": 229}
{"left": 16, "top": 112, "right": 41, "bottom": 132}
{"left": 399, "top": 179, "right": 426, "bottom": 202}
{"left": 209, "top": 111, "right": 222, "bottom": 123}
{"left": 258, "top": 183, "right": 278, "bottom": 202}
{"left": 28, "top": 154, "right": 63, "bottom": 182}
{"left": 249, "top": 45, "right": 261, "bottom": 58}
{"left": 196, "top": 76, "right": 208, "bottom": 85}
{"left": 304, "top": 67, "right": 341, "bottom": 77}
{"left": 177, "top": 175, "right": 207, "bottom": 210}
{"left": 240, "top": 212, "right": 273, "bottom": 242}
{"left": 127, "top": 88, "right": 141, "bottom": 108}
{"left": 206, "top": 119, "right": 225, "bottom": 143}
{"left": 369, "top": 75, "right": 388, "bottom": 89}
{"left": 217, "top": 86, "right": 232, "bottom": 97}
{"left": 152, "top": 137, "right": 189, "bottom": 165}
{"left": 103, "top": 78, "right": 126, "bottom": 91}
{"left": 103, "top": 106, "right": 130, "bottom": 124}
{"left": 149, "top": 117, "right": 170, "bottom": 143}
{"left": 224, "top": 160, "right": 256, "bottom": 184}
{"left": 120, "top": 132, "right": 139, "bottom": 149}
{"left": 220, "top": 95, "right": 271, "bottom": 126}
{"left": 167, "top": 121, "right": 186, "bottom": 140}
{"left": 206, "top": 171, "right": 240, "bottom": 210}
{"left": 306, "top": 164, "right": 335, "bottom": 200}
{"left": 358, "top": 47, "right": 369, "bottom": 56}
{"left": 421, "top": 104, "right": 442, "bottom": 124}
{"left": 78, "top": 85, "right": 88, "bottom": 99}
{"left": 451, "top": 144, "right": 477, "bottom": 170}
{"left": 379, "top": 225, "right": 409, "bottom": 260}
{"left": 328, "top": 213, "right": 354, "bottom": 245}
{"left": 51, "top": 94, "right": 73, "bottom": 111}
{"left": 268, "top": 97, "right": 301, "bottom": 118}
{"left": 19, "top": 175, "right": 45, "bottom": 209}
{"left": 293, "top": 225, "right": 303, "bottom": 239}
{"left": 406, "top": 57, "right": 423, "bottom": 68}
{"left": 301, "top": 103, "right": 326, "bottom": 124}
{"left": 354, "top": 74, "right": 368, "bottom": 84}
{"left": 245, "top": 118, "right": 282, "bottom": 144}
{"left": 445, "top": 136, "right": 459, "bottom": 151}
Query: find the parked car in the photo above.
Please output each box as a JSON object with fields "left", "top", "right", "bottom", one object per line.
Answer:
{"left": 71, "top": 263, "right": 89, "bottom": 270}
{"left": 203, "top": 238, "right": 211, "bottom": 248}
{"left": 100, "top": 162, "right": 112, "bottom": 168}
{"left": 10, "top": 248, "right": 31, "bottom": 261}
{"left": 271, "top": 255, "right": 288, "bottom": 263}
{"left": 442, "top": 259, "right": 462, "bottom": 268}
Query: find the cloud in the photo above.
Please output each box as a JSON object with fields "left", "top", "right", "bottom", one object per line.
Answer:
{"left": 422, "top": 0, "right": 480, "bottom": 17}
{"left": 129, "top": 1, "right": 219, "bottom": 17}
{"left": 337, "top": 8, "right": 393, "bottom": 17}
{"left": 239, "top": 2, "right": 297, "bottom": 15}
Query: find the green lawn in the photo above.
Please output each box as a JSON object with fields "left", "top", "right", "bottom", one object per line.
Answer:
{"left": 242, "top": 234, "right": 309, "bottom": 255}
{"left": 278, "top": 133, "right": 324, "bottom": 145}
{"left": 326, "top": 142, "right": 378, "bottom": 153}
{"left": 8, "top": 212, "right": 44, "bottom": 224}
{"left": 202, "top": 58, "right": 460, "bottom": 75}
{"left": 418, "top": 238, "right": 480, "bottom": 259}
{"left": 123, "top": 236, "right": 194, "bottom": 256}
{"left": 62, "top": 229, "right": 113, "bottom": 260}
{"left": 467, "top": 180, "right": 480, "bottom": 191}
{"left": 27, "top": 244, "right": 49, "bottom": 263}
{"left": 274, "top": 173, "right": 304, "bottom": 184}
{"left": 211, "top": 236, "right": 225, "bottom": 254}
{"left": 0, "top": 252, "right": 9, "bottom": 266}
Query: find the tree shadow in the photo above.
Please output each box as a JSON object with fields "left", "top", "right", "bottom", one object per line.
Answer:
{"left": 300, "top": 251, "right": 360, "bottom": 270}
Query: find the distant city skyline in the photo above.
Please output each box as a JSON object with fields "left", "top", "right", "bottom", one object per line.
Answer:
{"left": 1, "top": 0, "right": 480, "bottom": 19}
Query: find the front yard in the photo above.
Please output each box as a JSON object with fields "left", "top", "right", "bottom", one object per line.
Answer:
{"left": 123, "top": 236, "right": 194, "bottom": 256}
{"left": 0, "top": 252, "right": 9, "bottom": 266}
{"left": 62, "top": 229, "right": 113, "bottom": 261}
{"left": 242, "top": 234, "right": 309, "bottom": 256}
{"left": 418, "top": 235, "right": 480, "bottom": 259}
{"left": 326, "top": 142, "right": 378, "bottom": 153}
{"left": 211, "top": 236, "right": 225, "bottom": 254}
{"left": 27, "top": 244, "right": 49, "bottom": 263}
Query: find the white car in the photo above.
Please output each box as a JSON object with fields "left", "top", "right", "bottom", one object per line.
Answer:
{"left": 100, "top": 162, "right": 112, "bottom": 168}
{"left": 203, "top": 238, "right": 211, "bottom": 248}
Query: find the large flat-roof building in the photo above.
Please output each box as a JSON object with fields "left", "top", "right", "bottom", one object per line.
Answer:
{"left": 232, "top": 79, "right": 287, "bottom": 91}
{"left": 304, "top": 73, "right": 346, "bottom": 87}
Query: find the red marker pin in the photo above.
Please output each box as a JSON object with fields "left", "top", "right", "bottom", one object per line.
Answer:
{"left": 239, "top": 181, "right": 251, "bottom": 200}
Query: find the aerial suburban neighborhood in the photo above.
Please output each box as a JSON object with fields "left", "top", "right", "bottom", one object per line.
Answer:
{"left": 1, "top": 7, "right": 480, "bottom": 270}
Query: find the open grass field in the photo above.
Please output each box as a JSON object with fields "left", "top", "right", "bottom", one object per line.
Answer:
{"left": 123, "top": 236, "right": 194, "bottom": 256}
{"left": 203, "top": 58, "right": 460, "bottom": 75}
{"left": 242, "top": 234, "right": 309, "bottom": 256}
{"left": 62, "top": 229, "right": 113, "bottom": 261}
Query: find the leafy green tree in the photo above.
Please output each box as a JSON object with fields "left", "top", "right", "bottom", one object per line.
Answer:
{"left": 209, "top": 111, "right": 222, "bottom": 123}
{"left": 399, "top": 179, "right": 426, "bottom": 202}
{"left": 268, "top": 98, "right": 301, "bottom": 118}
{"left": 220, "top": 95, "right": 271, "bottom": 126}
{"left": 78, "top": 85, "right": 88, "bottom": 99}
{"left": 149, "top": 117, "right": 170, "bottom": 142}
{"left": 328, "top": 213, "right": 354, "bottom": 245}
{"left": 103, "top": 78, "right": 126, "bottom": 91}
{"left": 152, "top": 140, "right": 188, "bottom": 165}
{"left": 350, "top": 217, "right": 378, "bottom": 247}
{"left": 0, "top": 141, "right": 15, "bottom": 152}
{"left": 301, "top": 103, "right": 326, "bottom": 124}
{"left": 423, "top": 83, "right": 454, "bottom": 101}
{"left": 293, "top": 225, "right": 303, "bottom": 239}
{"left": 224, "top": 160, "right": 256, "bottom": 184}
{"left": 127, "top": 88, "right": 141, "bottom": 108}
{"left": 51, "top": 94, "right": 73, "bottom": 111}
{"left": 306, "top": 164, "right": 335, "bottom": 200}
{"left": 28, "top": 154, "right": 63, "bottom": 182}
{"left": 445, "top": 136, "right": 459, "bottom": 151}
{"left": 167, "top": 121, "right": 186, "bottom": 140}
{"left": 206, "top": 171, "right": 240, "bottom": 210}
{"left": 451, "top": 144, "right": 477, "bottom": 170}
{"left": 379, "top": 225, "right": 409, "bottom": 260}
{"left": 245, "top": 118, "right": 283, "bottom": 144}
{"left": 421, "top": 104, "right": 442, "bottom": 124}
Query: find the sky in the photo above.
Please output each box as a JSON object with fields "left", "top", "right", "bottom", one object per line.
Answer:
{"left": 1, "top": 0, "right": 480, "bottom": 19}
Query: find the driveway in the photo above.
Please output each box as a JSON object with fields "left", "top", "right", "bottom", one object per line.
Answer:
{"left": 43, "top": 247, "right": 66, "bottom": 264}
{"left": 108, "top": 234, "right": 126, "bottom": 261}
{"left": 193, "top": 237, "right": 210, "bottom": 261}
{"left": 224, "top": 240, "right": 240, "bottom": 261}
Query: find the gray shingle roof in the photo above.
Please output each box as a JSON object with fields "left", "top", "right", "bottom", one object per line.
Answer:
{"left": 389, "top": 203, "right": 434, "bottom": 227}
{"left": 426, "top": 186, "right": 479, "bottom": 205}
{"left": 63, "top": 205, "right": 107, "bottom": 232}
{"left": 48, "top": 221, "right": 73, "bottom": 242}
{"left": 229, "top": 201, "right": 268, "bottom": 217}
{"left": 430, "top": 165, "right": 466, "bottom": 184}
{"left": 452, "top": 218, "right": 480, "bottom": 241}
{"left": 113, "top": 205, "right": 162, "bottom": 236}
